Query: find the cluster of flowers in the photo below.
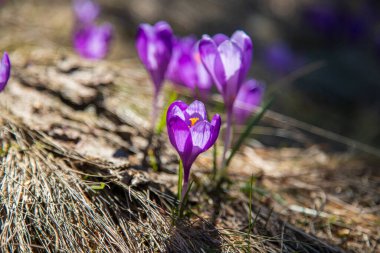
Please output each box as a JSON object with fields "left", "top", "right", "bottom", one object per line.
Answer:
{"left": 136, "top": 22, "right": 264, "bottom": 125}
{"left": 0, "top": 11, "right": 265, "bottom": 200}
{"left": 73, "top": 0, "right": 113, "bottom": 60}
{"left": 136, "top": 21, "right": 264, "bottom": 197}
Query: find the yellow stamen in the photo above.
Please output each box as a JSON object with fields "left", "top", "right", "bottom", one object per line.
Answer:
{"left": 189, "top": 117, "right": 199, "bottom": 127}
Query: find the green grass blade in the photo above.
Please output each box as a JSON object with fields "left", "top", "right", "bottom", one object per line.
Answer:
{"left": 212, "top": 144, "right": 218, "bottom": 180}
{"left": 226, "top": 97, "right": 274, "bottom": 167}
{"left": 148, "top": 148, "right": 158, "bottom": 172}
{"left": 91, "top": 182, "right": 106, "bottom": 190}
{"left": 177, "top": 159, "right": 184, "bottom": 202}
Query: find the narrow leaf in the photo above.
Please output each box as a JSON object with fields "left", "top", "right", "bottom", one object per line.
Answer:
{"left": 212, "top": 144, "right": 218, "bottom": 180}
{"left": 177, "top": 159, "right": 183, "bottom": 202}
{"left": 226, "top": 97, "right": 274, "bottom": 166}
{"left": 148, "top": 148, "right": 158, "bottom": 172}
{"left": 91, "top": 182, "right": 106, "bottom": 190}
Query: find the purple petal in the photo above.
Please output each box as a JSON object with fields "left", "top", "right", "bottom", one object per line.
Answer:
{"left": 167, "top": 36, "right": 213, "bottom": 97}
{"left": 204, "top": 114, "right": 221, "bottom": 150}
{"left": 74, "top": 23, "right": 113, "bottom": 60}
{"left": 73, "top": 0, "right": 100, "bottom": 24}
{"left": 218, "top": 40, "right": 243, "bottom": 83}
{"left": 177, "top": 53, "right": 197, "bottom": 89}
{"left": 170, "top": 100, "right": 188, "bottom": 111}
{"left": 231, "top": 30, "right": 253, "bottom": 78}
{"left": 136, "top": 21, "right": 173, "bottom": 92}
{"left": 190, "top": 121, "right": 212, "bottom": 151}
{"left": 166, "top": 36, "right": 196, "bottom": 87}
{"left": 164, "top": 39, "right": 180, "bottom": 84}
{"left": 167, "top": 100, "right": 188, "bottom": 123}
{"left": 212, "top": 34, "right": 229, "bottom": 45}
{"left": 233, "top": 79, "right": 264, "bottom": 124}
{"left": 136, "top": 24, "right": 152, "bottom": 68}
{"left": 215, "top": 40, "right": 243, "bottom": 107}
{"left": 199, "top": 36, "right": 224, "bottom": 93}
{"left": 155, "top": 21, "right": 174, "bottom": 55}
{"left": 167, "top": 116, "right": 193, "bottom": 160}
{"left": 185, "top": 100, "right": 207, "bottom": 121}
{"left": 0, "top": 52, "right": 11, "bottom": 92}
{"left": 195, "top": 52, "right": 211, "bottom": 83}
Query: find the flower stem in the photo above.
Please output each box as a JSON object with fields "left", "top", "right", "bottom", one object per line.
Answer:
{"left": 177, "top": 159, "right": 184, "bottom": 201}
{"left": 151, "top": 90, "right": 159, "bottom": 132}
{"left": 181, "top": 180, "right": 188, "bottom": 201}
{"left": 220, "top": 108, "right": 233, "bottom": 178}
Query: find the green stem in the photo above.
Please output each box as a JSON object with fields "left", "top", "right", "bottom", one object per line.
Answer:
{"left": 220, "top": 108, "right": 233, "bottom": 178}
{"left": 177, "top": 159, "right": 184, "bottom": 202}
{"left": 212, "top": 144, "right": 217, "bottom": 180}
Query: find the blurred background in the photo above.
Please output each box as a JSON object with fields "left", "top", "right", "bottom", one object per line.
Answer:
{"left": 1, "top": 0, "right": 380, "bottom": 149}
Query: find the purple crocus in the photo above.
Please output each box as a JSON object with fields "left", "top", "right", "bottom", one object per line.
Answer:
{"left": 0, "top": 52, "right": 11, "bottom": 92}
{"left": 199, "top": 31, "right": 253, "bottom": 169}
{"left": 166, "top": 36, "right": 212, "bottom": 99}
{"left": 136, "top": 21, "right": 173, "bottom": 95}
{"left": 136, "top": 21, "right": 173, "bottom": 128}
{"left": 199, "top": 31, "right": 252, "bottom": 109}
{"left": 167, "top": 100, "right": 221, "bottom": 198}
{"left": 73, "top": 0, "right": 100, "bottom": 24}
{"left": 233, "top": 79, "right": 264, "bottom": 124}
{"left": 74, "top": 23, "right": 113, "bottom": 60}
{"left": 166, "top": 36, "right": 196, "bottom": 86}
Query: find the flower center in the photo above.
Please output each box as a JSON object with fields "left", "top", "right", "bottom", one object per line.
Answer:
{"left": 189, "top": 117, "right": 199, "bottom": 127}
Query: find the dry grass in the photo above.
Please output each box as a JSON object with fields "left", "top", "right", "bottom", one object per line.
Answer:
{"left": 0, "top": 115, "right": 240, "bottom": 252}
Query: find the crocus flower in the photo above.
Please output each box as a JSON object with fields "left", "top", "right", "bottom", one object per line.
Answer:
{"left": 166, "top": 36, "right": 212, "bottom": 99}
{"left": 136, "top": 21, "right": 173, "bottom": 96}
{"left": 166, "top": 36, "right": 196, "bottom": 86}
{"left": 73, "top": 0, "right": 100, "bottom": 24}
{"left": 199, "top": 31, "right": 252, "bottom": 110}
{"left": 136, "top": 21, "right": 173, "bottom": 128}
{"left": 74, "top": 23, "right": 113, "bottom": 60}
{"left": 167, "top": 100, "right": 221, "bottom": 197}
{"left": 0, "top": 52, "right": 11, "bottom": 92}
{"left": 199, "top": 31, "right": 253, "bottom": 169}
{"left": 233, "top": 79, "right": 264, "bottom": 124}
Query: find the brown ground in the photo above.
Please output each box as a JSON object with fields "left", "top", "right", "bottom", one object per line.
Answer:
{"left": 0, "top": 1, "right": 379, "bottom": 252}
